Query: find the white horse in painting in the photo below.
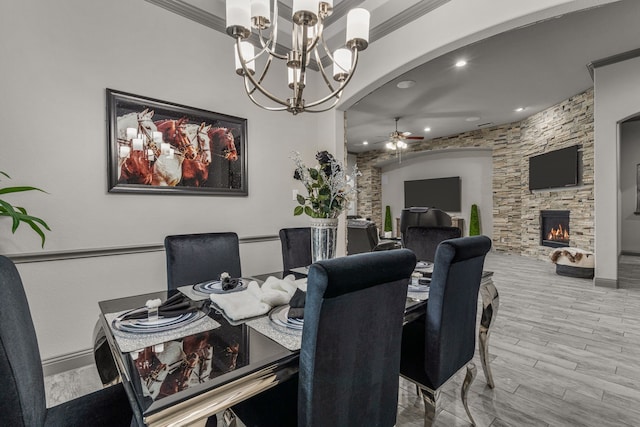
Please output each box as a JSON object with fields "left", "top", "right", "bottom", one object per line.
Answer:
{"left": 151, "top": 120, "right": 211, "bottom": 186}
{"left": 115, "top": 109, "right": 157, "bottom": 184}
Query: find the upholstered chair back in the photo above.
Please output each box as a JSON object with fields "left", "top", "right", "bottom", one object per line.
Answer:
{"left": 279, "top": 227, "right": 312, "bottom": 271}
{"left": 300, "top": 248, "right": 416, "bottom": 426}
{"left": 0, "top": 255, "right": 47, "bottom": 426}
{"left": 346, "top": 220, "right": 378, "bottom": 254}
{"left": 425, "top": 236, "right": 491, "bottom": 388}
{"left": 404, "top": 226, "right": 462, "bottom": 262}
{"left": 164, "top": 232, "right": 241, "bottom": 290}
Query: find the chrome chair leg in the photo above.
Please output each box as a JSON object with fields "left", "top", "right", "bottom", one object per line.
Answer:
{"left": 461, "top": 363, "right": 477, "bottom": 427}
{"left": 479, "top": 280, "right": 499, "bottom": 388}
{"left": 418, "top": 387, "right": 439, "bottom": 427}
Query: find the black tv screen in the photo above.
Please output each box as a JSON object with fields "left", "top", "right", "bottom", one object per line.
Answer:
{"left": 404, "top": 177, "right": 461, "bottom": 212}
{"left": 529, "top": 146, "right": 579, "bottom": 190}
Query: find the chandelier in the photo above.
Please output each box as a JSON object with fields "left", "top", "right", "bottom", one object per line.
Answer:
{"left": 225, "top": 0, "right": 370, "bottom": 115}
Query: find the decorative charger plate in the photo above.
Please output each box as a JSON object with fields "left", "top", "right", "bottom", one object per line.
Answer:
{"left": 269, "top": 305, "right": 304, "bottom": 331}
{"left": 192, "top": 278, "right": 248, "bottom": 295}
{"left": 112, "top": 306, "right": 209, "bottom": 334}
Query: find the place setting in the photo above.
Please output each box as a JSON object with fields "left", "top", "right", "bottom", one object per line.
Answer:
{"left": 107, "top": 293, "right": 220, "bottom": 353}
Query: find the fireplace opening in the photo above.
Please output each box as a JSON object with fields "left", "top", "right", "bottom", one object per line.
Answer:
{"left": 540, "top": 210, "right": 570, "bottom": 248}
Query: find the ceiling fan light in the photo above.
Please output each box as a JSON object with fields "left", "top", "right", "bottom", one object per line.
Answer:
{"left": 386, "top": 142, "right": 396, "bottom": 150}
{"left": 397, "top": 141, "right": 407, "bottom": 149}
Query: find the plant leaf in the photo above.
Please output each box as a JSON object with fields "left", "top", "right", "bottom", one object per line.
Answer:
{"left": 304, "top": 206, "right": 314, "bottom": 217}
{"left": 296, "top": 194, "right": 306, "bottom": 205}
{"left": 21, "top": 218, "right": 47, "bottom": 248}
{"left": 0, "top": 199, "right": 20, "bottom": 232}
{"left": 0, "top": 171, "right": 10, "bottom": 179}
{"left": 294, "top": 206, "right": 304, "bottom": 216}
{"left": 0, "top": 186, "right": 47, "bottom": 195}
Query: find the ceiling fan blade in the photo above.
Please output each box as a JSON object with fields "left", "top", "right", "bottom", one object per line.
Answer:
{"left": 405, "top": 136, "right": 424, "bottom": 140}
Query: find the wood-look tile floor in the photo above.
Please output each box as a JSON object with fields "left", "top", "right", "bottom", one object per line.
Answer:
{"left": 45, "top": 252, "right": 640, "bottom": 426}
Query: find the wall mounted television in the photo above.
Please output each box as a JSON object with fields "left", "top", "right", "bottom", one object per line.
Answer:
{"left": 404, "top": 177, "right": 461, "bottom": 212}
{"left": 528, "top": 145, "right": 580, "bottom": 190}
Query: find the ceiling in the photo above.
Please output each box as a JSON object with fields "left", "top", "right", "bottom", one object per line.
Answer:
{"left": 346, "top": 0, "right": 640, "bottom": 152}
{"left": 145, "top": 1, "right": 640, "bottom": 153}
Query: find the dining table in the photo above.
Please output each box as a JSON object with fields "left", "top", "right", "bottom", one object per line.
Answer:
{"left": 97, "top": 268, "right": 498, "bottom": 427}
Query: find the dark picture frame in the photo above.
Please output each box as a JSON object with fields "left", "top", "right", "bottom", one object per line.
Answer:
{"left": 107, "top": 89, "right": 247, "bottom": 196}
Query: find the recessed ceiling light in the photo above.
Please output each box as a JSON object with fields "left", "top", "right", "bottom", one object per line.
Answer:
{"left": 424, "top": 127, "right": 431, "bottom": 132}
{"left": 362, "top": 141, "right": 368, "bottom": 145}
{"left": 465, "top": 116, "right": 480, "bottom": 122}
{"left": 515, "top": 107, "right": 525, "bottom": 112}
{"left": 455, "top": 60, "right": 467, "bottom": 67}
{"left": 396, "top": 80, "right": 416, "bottom": 89}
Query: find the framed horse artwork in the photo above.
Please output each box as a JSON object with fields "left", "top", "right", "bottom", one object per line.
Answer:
{"left": 107, "top": 89, "right": 248, "bottom": 196}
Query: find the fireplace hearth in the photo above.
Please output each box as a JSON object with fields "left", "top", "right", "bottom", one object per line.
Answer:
{"left": 540, "top": 210, "right": 570, "bottom": 248}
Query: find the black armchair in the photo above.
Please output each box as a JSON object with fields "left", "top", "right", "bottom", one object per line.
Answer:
{"left": 230, "top": 249, "right": 417, "bottom": 427}
{"left": 347, "top": 219, "right": 400, "bottom": 254}
{"left": 404, "top": 226, "right": 462, "bottom": 262}
{"left": 279, "top": 227, "right": 312, "bottom": 271}
{"left": 164, "top": 232, "right": 241, "bottom": 290}
{"left": 400, "top": 236, "right": 491, "bottom": 426}
{"left": 399, "top": 207, "right": 452, "bottom": 245}
{"left": 0, "top": 255, "right": 133, "bottom": 427}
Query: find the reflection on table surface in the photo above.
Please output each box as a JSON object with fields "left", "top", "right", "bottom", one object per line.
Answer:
{"left": 99, "top": 290, "right": 296, "bottom": 425}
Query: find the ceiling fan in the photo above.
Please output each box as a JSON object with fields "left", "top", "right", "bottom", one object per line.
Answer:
{"left": 384, "top": 117, "right": 424, "bottom": 150}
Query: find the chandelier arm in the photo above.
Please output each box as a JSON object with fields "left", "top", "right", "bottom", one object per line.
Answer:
{"left": 305, "top": 49, "right": 359, "bottom": 109}
{"left": 305, "top": 20, "right": 323, "bottom": 53}
{"left": 236, "top": 39, "right": 289, "bottom": 107}
{"left": 295, "top": 28, "right": 311, "bottom": 109}
{"left": 242, "top": 76, "right": 288, "bottom": 111}
{"left": 314, "top": 47, "right": 337, "bottom": 93}
{"left": 302, "top": 94, "right": 342, "bottom": 113}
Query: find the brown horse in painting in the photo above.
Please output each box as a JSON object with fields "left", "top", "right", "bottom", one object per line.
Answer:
{"left": 182, "top": 122, "right": 212, "bottom": 187}
{"left": 119, "top": 151, "right": 153, "bottom": 185}
{"left": 208, "top": 127, "right": 238, "bottom": 161}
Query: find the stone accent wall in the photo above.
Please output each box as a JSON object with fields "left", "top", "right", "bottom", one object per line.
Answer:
{"left": 519, "top": 89, "right": 594, "bottom": 259}
{"left": 355, "top": 88, "right": 594, "bottom": 260}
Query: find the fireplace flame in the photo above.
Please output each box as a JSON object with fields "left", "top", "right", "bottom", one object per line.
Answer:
{"left": 547, "top": 224, "right": 569, "bottom": 241}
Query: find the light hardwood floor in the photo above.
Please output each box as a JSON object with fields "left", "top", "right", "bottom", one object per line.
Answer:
{"left": 45, "top": 252, "right": 640, "bottom": 426}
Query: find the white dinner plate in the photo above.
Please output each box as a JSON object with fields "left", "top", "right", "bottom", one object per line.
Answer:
{"left": 192, "top": 279, "right": 248, "bottom": 295}
{"left": 269, "top": 305, "right": 304, "bottom": 331}
{"left": 112, "top": 307, "right": 208, "bottom": 334}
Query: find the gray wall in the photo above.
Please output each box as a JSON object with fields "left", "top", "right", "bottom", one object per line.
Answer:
{"left": 594, "top": 55, "right": 640, "bottom": 285}
{"left": 0, "top": 0, "right": 335, "bottom": 361}
{"left": 620, "top": 120, "right": 640, "bottom": 253}
{"left": 380, "top": 149, "right": 493, "bottom": 238}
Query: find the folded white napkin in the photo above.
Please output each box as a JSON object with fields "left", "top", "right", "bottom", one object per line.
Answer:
{"left": 210, "top": 275, "right": 304, "bottom": 321}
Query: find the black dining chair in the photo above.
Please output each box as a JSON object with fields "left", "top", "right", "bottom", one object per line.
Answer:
{"left": 346, "top": 220, "right": 400, "bottom": 254}
{"left": 403, "top": 226, "right": 462, "bottom": 262}
{"left": 229, "top": 248, "right": 417, "bottom": 427}
{"left": 164, "top": 232, "right": 242, "bottom": 290}
{"left": 0, "top": 255, "right": 133, "bottom": 427}
{"left": 279, "top": 227, "right": 312, "bottom": 271}
{"left": 399, "top": 235, "right": 491, "bottom": 426}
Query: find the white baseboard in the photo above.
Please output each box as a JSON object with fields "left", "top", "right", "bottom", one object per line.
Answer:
{"left": 42, "top": 348, "right": 94, "bottom": 377}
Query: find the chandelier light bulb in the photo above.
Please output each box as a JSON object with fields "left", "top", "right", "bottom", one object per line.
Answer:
{"left": 250, "top": 0, "right": 270, "bottom": 20}
{"left": 235, "top": 41, "right": 255, "bottom": 75}
{"left": 293, "top": 0, "right": 320, "bottom": 25}
{"left": 333, "top": 48, "right": 352, "bottom": 81}
{"left": 346, "top": 8, "right": 370, "bottom": 50}
{"left": 226, "top": 0, "right": 251, "bottom": 37}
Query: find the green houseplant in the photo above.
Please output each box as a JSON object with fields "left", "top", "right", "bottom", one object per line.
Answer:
{"left": 469, "top": 203, "right": 480, "bottom": 236}
{"left": 0, "top": 171, "right": 50, "bottom": 247}
{"left": 384, "top": 205, "right": 393, "bottom": 237}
